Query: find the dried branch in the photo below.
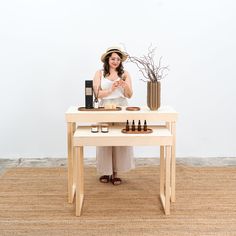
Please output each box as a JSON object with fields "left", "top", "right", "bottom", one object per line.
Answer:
{"left": 128, "top": 46, "right": 169, "bottom": 82}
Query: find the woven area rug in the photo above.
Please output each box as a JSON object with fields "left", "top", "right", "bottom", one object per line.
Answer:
{"left": 0, "top": 165, "right": 236, "bottom": 236}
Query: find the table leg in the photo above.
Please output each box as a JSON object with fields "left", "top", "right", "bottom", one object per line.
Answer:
{"left": 164, "top": 145, "right": 171, "bottom": 215}
{"left": 160, "top": 146, "right": 171, "bottom": 215}
{"left": 67, "top": 122, "right": 76, "bottom": 203}
{"left": 171, "top": 122, "right": 176, "bottom": 202}
{"left": 75, "top": 146, "right": 84, "bottom": 216}
{"left": 160, "top": 146, "right": 165, "bottom": 197}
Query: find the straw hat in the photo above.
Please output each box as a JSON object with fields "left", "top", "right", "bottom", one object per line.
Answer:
{"left": 101, "top": 46, "right": 128, "bottom": 63}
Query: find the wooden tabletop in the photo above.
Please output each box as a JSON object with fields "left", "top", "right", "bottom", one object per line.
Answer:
{"left": 65, "top": 106, "right": 178, "bottom": 122}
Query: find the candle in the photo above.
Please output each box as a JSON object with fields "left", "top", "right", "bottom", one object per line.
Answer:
{"left": 101, "top": 123, "right": 109, "bottom": 133}
{"left": 91, "top": 124, "right": 99, "bottom": 133}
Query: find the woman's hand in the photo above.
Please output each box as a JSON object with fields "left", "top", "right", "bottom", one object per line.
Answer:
{"left": 111, "top": 80, "right": 128, "bottom": 92}
{"left": 111, "top": 81, "right": 120, "bottom": 91}
{"left": 117, "top": 79, "right": 128, "bottom": 88}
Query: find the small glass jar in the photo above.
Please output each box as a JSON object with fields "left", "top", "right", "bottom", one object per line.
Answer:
{"left": 91, "top": 124, "right": 99, "bottom": 133}
{"left": 101, "top": 123, "right": 109, "bottom": 133}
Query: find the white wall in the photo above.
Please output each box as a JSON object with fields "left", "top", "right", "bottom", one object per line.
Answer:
{"left": 0, "top": 0, "right": 236, "bottom": 158}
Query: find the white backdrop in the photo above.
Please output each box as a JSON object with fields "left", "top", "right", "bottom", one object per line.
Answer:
{"left": 0, "top": 0, "right": 236, "bottom": 158}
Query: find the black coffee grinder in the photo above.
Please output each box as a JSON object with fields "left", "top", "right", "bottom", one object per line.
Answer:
{"left": 85, "top": 80, "right": 93, "bottom": 109}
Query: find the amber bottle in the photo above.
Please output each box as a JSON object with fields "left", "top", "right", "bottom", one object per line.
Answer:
{"left": 132, "top": 120, "right": 135, "bottom": 131}
{"left": 143, "top": 120, "right": 147, "bottom": 131}
{"left": 138, "top": 120, "right": 141, "bottom": 131}
{"left": 126, "top": 120, "right": 130, "bottom": 131}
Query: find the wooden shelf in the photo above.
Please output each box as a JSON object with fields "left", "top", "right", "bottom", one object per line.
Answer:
{"left": 73, "top": 125, "right": 172, "bottom": 146}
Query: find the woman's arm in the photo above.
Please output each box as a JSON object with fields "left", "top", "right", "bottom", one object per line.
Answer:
{"left": 92, "top": 70, "right": 117, "bottom": 99}
{"left": 120, "top": 71, "right": 133, "bottom": 98}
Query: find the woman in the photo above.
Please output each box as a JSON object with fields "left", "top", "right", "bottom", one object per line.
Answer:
{"left": 93, "top": 46, "right": 134, "bottom": 185}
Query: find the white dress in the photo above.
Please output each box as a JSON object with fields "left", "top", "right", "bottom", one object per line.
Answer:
{"left": 96, "top": 74, "right": 135, "bottom": 175}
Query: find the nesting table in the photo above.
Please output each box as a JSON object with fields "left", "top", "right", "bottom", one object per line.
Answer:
{"left": 65, "top": 106, "right": 178, "bottom": 216}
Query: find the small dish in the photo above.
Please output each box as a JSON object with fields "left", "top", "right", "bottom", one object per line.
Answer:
{"left": 126, "top": 107, "right": 140, "bottom": 111}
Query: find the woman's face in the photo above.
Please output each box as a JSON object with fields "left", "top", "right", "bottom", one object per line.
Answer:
{"left": 108, "top": 52, "right": 121, "bottom": 69}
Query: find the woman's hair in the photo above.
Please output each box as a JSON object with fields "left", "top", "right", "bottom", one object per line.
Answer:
{"left": 103, "top": 52, "right": 124, "bottom": 78}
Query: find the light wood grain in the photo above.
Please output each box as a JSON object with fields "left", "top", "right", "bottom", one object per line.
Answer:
{"left": 73, "top": 125, "right": 173, "bottom": 146}
{"left": 66, "top": 105, "right": 178, "bottom": 216}
{"left": 165, "top": 146, "right": 171, "bottom": 215}
{"left": 67, "top": 122, "right": 75, "bottom": 203}
{"left": 73, "top": 125, "right": 173, "bottom": 216}
{"left": 75, "top": 146, "right": 84, "bottom": 216}
{"left": 66, "top": 106, "right": 178, "bottom": 122}
{"left": 171, "top": 122, "right": 176, "bottom": 202}
{"left": 160, "top": 146, "right": 165, "bottom": 196}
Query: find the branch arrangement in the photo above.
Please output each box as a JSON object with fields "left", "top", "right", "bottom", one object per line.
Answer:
{"left": 128, "top": 46, "right": 169, "bottom": 82}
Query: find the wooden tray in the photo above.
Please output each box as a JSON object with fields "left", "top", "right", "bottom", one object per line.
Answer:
{"left": 78, "top": 107, "right": 122, "bottom": 111}
{"left": 121, "top": 128, "right": 153, "bottom": 134}
{"left": 126, "top": 106, "right": 140, "bottom": 111}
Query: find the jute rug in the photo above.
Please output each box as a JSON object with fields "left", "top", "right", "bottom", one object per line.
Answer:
{"left": 0, "top": 165, "right": 236, "bottom": 236}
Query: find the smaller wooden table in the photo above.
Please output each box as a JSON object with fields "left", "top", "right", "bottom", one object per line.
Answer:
{"left": 73, "top": 125, "right": 173, "bottom": 216}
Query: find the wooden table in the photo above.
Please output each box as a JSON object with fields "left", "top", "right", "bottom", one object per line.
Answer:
{"left": 65, "top": 106, "right": 178, "bottom": 216}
